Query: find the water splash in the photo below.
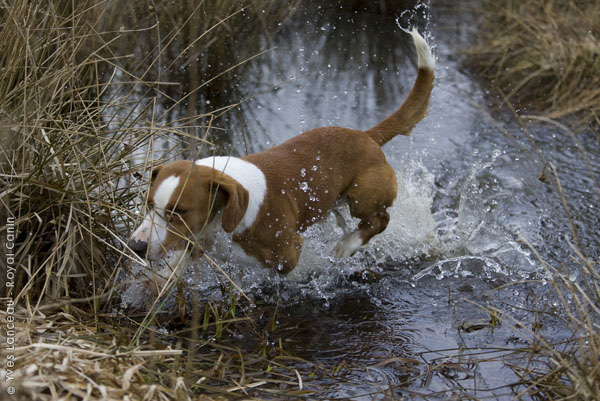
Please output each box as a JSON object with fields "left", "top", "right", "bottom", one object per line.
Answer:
{"left": 120, "top": 149, "right": 542, "bottom": 313}
{"left": 120, "top": 162, "right": 440, "bottom": 309}
{"left": 396, "top": 1, "right": 433, "bottom": 41}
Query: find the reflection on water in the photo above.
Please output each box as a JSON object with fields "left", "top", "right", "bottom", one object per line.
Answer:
{"left": 119, "top": 0, "right": 600, "bottom": 398}
{"left": 99, "top": 0, "right": 302, "bottom": 156}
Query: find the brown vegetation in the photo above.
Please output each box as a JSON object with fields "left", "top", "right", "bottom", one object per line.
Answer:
{"left": 467, "top": 0, "right": 600, "bottom": 129}
{"left": 0, "top": 1, "right": 301, "bottom": 399}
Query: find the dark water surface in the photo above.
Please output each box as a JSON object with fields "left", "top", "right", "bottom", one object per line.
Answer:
{"left": 120, "top": 0, "right": 599, "bottom": 399}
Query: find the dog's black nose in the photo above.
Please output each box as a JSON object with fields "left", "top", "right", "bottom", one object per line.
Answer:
{"left": 128, "top": 239, "right": 148, "bottom": 259}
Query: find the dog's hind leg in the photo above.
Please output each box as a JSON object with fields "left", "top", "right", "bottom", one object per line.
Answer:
{"left": 333, "top": 166, "right": 397, "bottom": 258}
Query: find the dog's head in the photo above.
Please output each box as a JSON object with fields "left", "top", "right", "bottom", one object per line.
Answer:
{"left": 128, "top": 160, "right": 249, "bottom": 261}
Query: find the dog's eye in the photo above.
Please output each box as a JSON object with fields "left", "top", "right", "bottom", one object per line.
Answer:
{"left": 167, "top": 208, "right": 185, "bottom": 223}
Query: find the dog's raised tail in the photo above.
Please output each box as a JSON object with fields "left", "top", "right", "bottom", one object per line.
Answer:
{"left": 367, "top": 29, "right": 435, "bottom": 147}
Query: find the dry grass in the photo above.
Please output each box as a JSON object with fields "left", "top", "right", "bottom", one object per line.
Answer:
{"left": 0, "top": 0, "right": 210, "bottom": 303}
{"left": 0, "top": 303, "right": 313, "bottom": 400}
{"left": 0, "top": 0, "right": 303, "bottom": 399}
{"left": 466, "top": 0, "right": 600, "bottom": 129}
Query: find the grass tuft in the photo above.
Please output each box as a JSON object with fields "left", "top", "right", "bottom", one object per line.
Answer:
{"left": 466, "top": 0, "right": 600, "bottom": 129}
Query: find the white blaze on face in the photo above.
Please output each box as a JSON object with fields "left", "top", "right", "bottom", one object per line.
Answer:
{"left": 131, "top": 175, "right": 180, "bottom": 260}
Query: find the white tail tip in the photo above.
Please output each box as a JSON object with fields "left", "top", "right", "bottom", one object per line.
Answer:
{"left": 410, "top": 28, "right": 435, "bottom": 70}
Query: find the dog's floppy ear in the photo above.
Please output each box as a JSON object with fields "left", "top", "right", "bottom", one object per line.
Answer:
{"left": 216, "top": 175, "right": 249, "bottom": 233}
{"left": 150, "top": 165, "right": 162, "bottom": 184}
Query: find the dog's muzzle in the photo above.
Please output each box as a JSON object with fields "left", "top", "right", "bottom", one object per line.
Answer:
{"left": 128, "top": 238, "right": 148, "bottom": 259}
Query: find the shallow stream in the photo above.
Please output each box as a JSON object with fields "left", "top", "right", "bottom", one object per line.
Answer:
{"left": 120, "top": 1, "right": 599, "bottom": 398}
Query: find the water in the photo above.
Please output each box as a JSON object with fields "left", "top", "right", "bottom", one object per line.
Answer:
{"left": 119, "top": 0, "right": 599, "bottom": 398}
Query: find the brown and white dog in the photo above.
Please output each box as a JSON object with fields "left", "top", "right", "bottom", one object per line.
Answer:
{"left": 128, "top": 29, "right": 434, "bottom": 273}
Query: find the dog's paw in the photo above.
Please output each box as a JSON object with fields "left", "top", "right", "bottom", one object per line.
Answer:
{"left": 333, "top": 231, "right": 364, "bottom": 258}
